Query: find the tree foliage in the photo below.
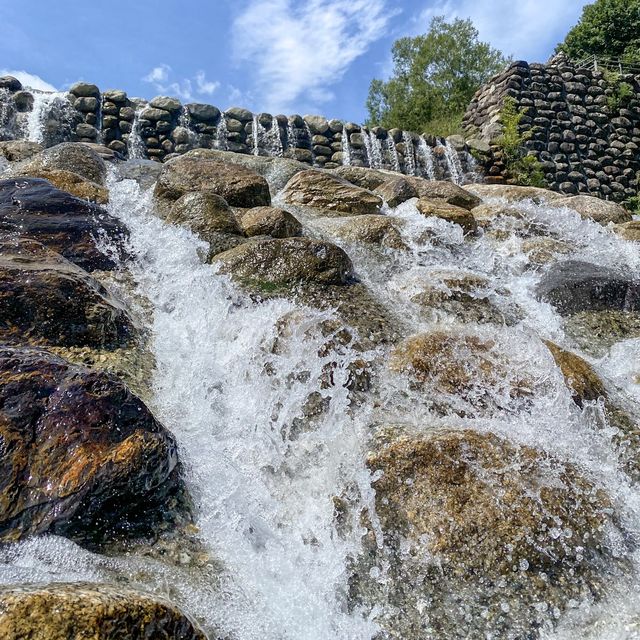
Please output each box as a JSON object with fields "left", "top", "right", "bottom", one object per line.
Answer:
{"left": 558, "top": 0, "right": 640, "bottom": 62}
{"left": 366, "top": 17, "right": 509, "bottom": 134}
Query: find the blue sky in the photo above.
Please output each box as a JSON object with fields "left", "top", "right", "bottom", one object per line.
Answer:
{"left": 0, "top": 0, "right": 590, "bottom": 123}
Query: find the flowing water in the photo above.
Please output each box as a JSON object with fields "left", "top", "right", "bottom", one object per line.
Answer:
{"left": 1, "top": 158, "right": 640, "bottom": 639}
{"left": 443, "top": 138, "right": 464, "bottom": 184}
{"left": 402, "top": 131, "right": 416, "bottom": 176}
{"left": 127, "top": 107, "right": 146, "bottom": 159}
{"left": 417, "top": 136, "right": 436, "bottom": 180}
{"left": 25, "top": 91, "right": 74, "bottom": 145}
{"left": 386, "top": 136, "right": 400, "bottom": 172}
{"left": 342, "top": 126, "right": 352, "bottom": 167}
{"left": 216, "top": 113, "right": 229, "bottom": 151}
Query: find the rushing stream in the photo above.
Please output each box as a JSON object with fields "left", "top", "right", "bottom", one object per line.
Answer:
{"left": 1, "top": 161, "right": 640, "bottom": 639}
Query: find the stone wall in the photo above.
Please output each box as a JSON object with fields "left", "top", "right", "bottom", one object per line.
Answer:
{"left": 463, "top": 56, "right": 640, "bottom": 202}
{"left": 0, "top": 76, "right": 477, "bottom": 183}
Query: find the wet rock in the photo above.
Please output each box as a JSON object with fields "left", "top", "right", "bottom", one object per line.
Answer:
{"left": 0, "top": 140, "right": 42, "bottom": 162}
{"left": 373, "top": 176, "right": 416, "bottom": 207}
{"left": 471, "top": 201, "right": 525, "bottom": 227}
{"left": 8, "top": 167, "right": 108, "bottom": 203}
{"left": 281, "top": 170, "right": 382, "bottom": 216}
{"left": 614, "top": 220, "right": 640, "bottom": 241}
{"left": 537, "top": 260, "right": 640, "bottom": 315}
{"left": 22, "top": 142, "right": 107, "bottom": 185}
{"left": 521, "top": 237, "right": 573, "bottom": 265}
{"left": 149, "top": 95, "right": 182, "bottom": 113}
{"left": 564, "top": 310, "right": 640, "bottom": 356}
{"left": 0, "top": 583, "right": 206, "bottom": 639}
{"left": 0, "top": 177, "right": 126, "bottom": 271}
{"left": 357, "top": 427, "right": 626, "bottom": 639}
{"left": 213, "top": 237, "right": 353, "bottom": 289}
{"left": 551, "top": 195, "right": 632, "bottom": 225}
{"left": 0, "top": 76, "right": 21, "bottom": 92}
{"left": 236, "top": 206, "right": 302, "bottom": 238}
{"left": 389, "top": 331, "right": 532, "bottom": 415}
{"left": 416, "top": 198, "right": 478, "bottom": 234}
{"left": 467, "top": 183, "right": 565, "bottom": 204}
{"left": 166, "top": 191, "right": 245, "bottom": 259}
{"left": 333, "top": 214, "right": 406, "bottom": 250}
{"left": 405, "top": 177, "right": 481, "bottom": 210}
{"left": 544, "top": 340, "right": 606, "bottom": 407}
{"left": 0, "top": 346, "right": 187, "bottom": 546}
{"left": 69, "top": 82, "right": 100, "bottom": 98}
{"left": 155, "top": 153, "right": 271, "bottom": 208}
{"left": 0, "top": 238, "right": 133, "bottom": 348}
{"left": 113, "top": 159, "right": 163, "bottom": 190}
{"left": 330, "top": 166, "right": 389, "bottom": 191}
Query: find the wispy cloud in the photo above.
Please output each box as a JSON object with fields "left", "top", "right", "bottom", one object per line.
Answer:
{"left": 232, "top": 0, "right": 395, "bottom": 114}
{"left": 143, "top": 64, "right": 220, "bottom": 102}
{"left": 0, "top": 69, "right": 56, "bottom": 92}
{"left": 415, "top": 0, "right": 588, "bottom": 62}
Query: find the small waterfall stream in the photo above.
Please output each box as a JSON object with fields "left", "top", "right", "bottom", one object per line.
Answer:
{"left": 402, "top": 131, "right": 416, "bottom": 176}
{"left": 342, "top": 126, "right": 352, "bottom": 167}
{"left": 25, "top": 91, "right": 70, "bottom": 144}
{"left": 216, "top": 113, "right": 229, "bottom": 151}
{"left": 386, "top": 136, "right": 400, "bottom": 172}
{"left": 127, "top": 107, "right": 146, "bottom": 159}
{"left": 417, "top": 136, "right": 436, "bottom": 180}
{"left": 443, "top": 138, "right": 464, "bottom": 184}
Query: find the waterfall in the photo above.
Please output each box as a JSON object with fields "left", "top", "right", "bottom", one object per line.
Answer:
{"left": 342, "top": 126, "right": 352, "bottom": 167}
{"left": 443, "top": 139, "right": 464, "bottom": 185}
{"left": 402, "top": 131, "right": 416, "bottom": 176}
{"left": 368, "top": 132, "right": 383, "bottom": 169}
{"left": 216, "top": 113, "right": 229, "bottom": 151}
{"left": 0, "top": 88, "right": 16, "bottom": 140}
{"left": 287, "top": 120, "right": 298, "bottom": 150}
{"left": 252, "top": 114, "right": 263, "bottom": 156}
{"left": 127, "top": 107, "right": 146, "bottom": 159}
{"left": 95, "top": 95, "right": 104, "bottom": 145}
{"left": 386, "top": 136, "right": 400, "bottom": 172}
{"left": 362, "top": 129, "right": 372, "bottom": 168}
{"left": 417, "top": 137, "right": 436, "bottom": 181}
{"left": 178, "top": 106, "right": 199, "bottom": 148}
{"left": 303, "top": 121, "right": 315, "bottom": 165}
{"left": 268, "top": 116, "right": 283, "bottom": 157}
{"left": 25, "top": 91, "right": 70, "bottom": 144}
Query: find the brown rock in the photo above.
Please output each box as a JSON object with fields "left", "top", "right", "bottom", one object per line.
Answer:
{"left": 0, "top": 346, "right": 186, "bottom": 546}
{"left": 416, "top": 198, "right": 478, "bottom": 234}
{"left": 0, "top": 238, "right": 133, "bottom": 348}
{"left": 405, "top": 177, "right": 481, "bottom": 210}
{"left": 237, "top": 206, "right": 302, "bottom": 238}
{"left": 22, "top": 142, "right": 107, "bottom": 185}
{"left": 10, "top": 167, "right": 108, "bottom": 203}
{"left": 334, "top": 214, "right": 406, "bottom": 250}
{"left": 551, "top": 195, "right": 632, "bottom": 225}
{"left": 467, "top": 183, "right": 564, "bottom": 204}
{"left": 0, "top": 140, "right": 42, "bottom": 162}
{"left": 281, "top": 170, "right": 382, "bottom": 216}
{"left": 373, "top": 176, "right": 417, "bottom": 207}
{"left": 614, "top": 220, "right": 640, "bottom": 241}
{"left": 330, "top": 166, "right": 389, "bottom": 190}
{"left": 0, "top": 583, "right": 206, "bottom": 640}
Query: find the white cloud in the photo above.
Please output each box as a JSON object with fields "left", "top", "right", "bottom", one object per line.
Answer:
{"left": 142, "top": 64, "right": 220, "bottom": 102}
{"left": 232, "top": 0, "right": 396, "bottom": 114}
{"left": 0, "top": 69, "right": 56, "bottom": 92}
{"left": 414, "top": 0, "right": 589, "bottom": 62}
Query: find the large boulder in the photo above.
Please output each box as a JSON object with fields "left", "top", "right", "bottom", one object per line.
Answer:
{"left": 358, "top": 427, "right": 625, "bottom": 639}
{"left": 466, "top": 183, "right": 564, "bottom": 204}
{"left": 0, "top": 346, "right": 186, "bottom": 546}
{"left": 0, "top": 238, "right": 133, "bottom": 348}
{"left": 22, "top": 142, "right": 107, "bottom": 185}
{"left": 373, "top": 176, "right": 417, "bottom": 207}
{"left": 281, "top": 170, "right": 382, "bottom": 216}
{"left": 416, "top": 198, "right": 478, "bottom": 234}
{"left": 333, "top": 214, "right": 406, "bottom": 250}
{"left": 154, "top": 153, "right": 271, "bottom": 208}
{"left": 236, "top": 206, "right": 302, "bottom": 238}
{"left": 551, "top": 195, "right": 632, "bottom": 225}
{"left": 0, "top": 140, "right": 42, "bottom": 162}
{"left": 0, "top": 177, "right": 126, "bottom": 271}
{"left": 0, "top": 583, "right": 206, "bottom": 640}
{"left": 536, "top": 260, "right": 640, "bottom": 315}
{"left": 8, "top": 167, "right": 108, "bottom": 203}
{"left": 213, "top": 237, "right": 353, "bottom": 289}
{"left": 113, "top": 159, "right": 163, "bottom": 191}
{"left": 405, "top": 177, "right": 481, "bottom": 210}
{"left": 330, "top": 166, "right": 389, "bottom": 191}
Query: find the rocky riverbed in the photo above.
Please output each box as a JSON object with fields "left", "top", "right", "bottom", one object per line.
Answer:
{"left": 0, "top": 139, "right": 639, "bottom": 639}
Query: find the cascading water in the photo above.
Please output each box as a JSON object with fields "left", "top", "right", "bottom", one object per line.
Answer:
{"left": 386, "top": 136, "right": 401, "bottom": 172}
{"left": 401, "top": 131, "right": 416, "bottom": 176}
{"left": 216, "top": 113, "right": 229, "bottom": 151}
{"left": 24, "top": 90, "right": 74, "bottom": 145}
{"left": 126, "top": 107, "right": 146, "bottom": 159}
{"left": 268, "top": 116, "right": 284, "bottom": 157}
{"left": 252, "top": 114, "right": 264, "bottom": 156}
{"left": 342, "top": 126, "right": 352, "bottom": 167}
{"left": 443, "top": 138, "right": 464, "bottom": 185}
{"left": 367, "top": 132, "right": 383, "bottom": 170}
{"left": 178, "top": 106, "right": 200, "bottom": 148}
{"left": 361, "top": 129, "right": 372, "bottom": 168}
{"left": 417, "top": 137, "right": 436, "bottom": 180}
{"left": 0, "top": 88, "right": 16, "bottom": 140}
{"left": 287, "top": 120, "right": 298, "bottom": 150}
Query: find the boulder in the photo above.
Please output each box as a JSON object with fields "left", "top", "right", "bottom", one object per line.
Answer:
{"left": 236, "top": 206, "right": 302, "bottom": 238}
{"left": 466, "top": 183, "right": 564, "bottom": 204}
{"left": 0, "top": 238, "right": 133, "bottom": 348}
{"left": 0, "top": 140, "right": 42, "bottom": 162}
{"left": 416, "top": 198, "right": 478, "bottom": 234}
{"left": 334, "top": 214, "right": 406, "bottom": 250}
{"left": 0, "top": 76, "right": 21, "bottom": 92}
{"left": 0, "top": 177, "right": 126, "bottom": 271}
{"left": 536, "top": 260, "right": 640, "bottom": 315}
{"left": 69, "top": 82, "right": 100, "bottom": 98}
{"left": 225, "top": 106, "right": 253, "bottom": 122}
{"left": 373, "top": 176, "right": 417, "bottom": 207}
{"left": 544, "top": 340, "right": 606, "bottom": 407}
{"left": 404, "top": 177, "right": 481, "bottom": 210}
{"left": 186, "top": 103, "right": 220, "bottom": 122}
{"left": 22, "top": 142, "right": 107, "bottom": 185}
{"left": 551, "top": 195, "right": 632, "bottom": 225}
{"left": 330, "top": 166, "right": 389, "bottom": 191}
{"left": 281, "top": 170, "right": 382, "bottom": 216}
{"left": 303, "top": 115, "right": 329, "bottom": 134}
{"left": 149, "top": 95, "right": 182, "bottom": 112}
{"left": 0, "top": 346, "right": 186, "bottom": 545}
{"left": 155, "top": 153, "right": 271, "bottom": 208}
{"left": 359, "top": 427, "right": 624, "bottom": 639}
{"left": 8, "top": 167, "right": 108, "bottom": 203}
{"left": 614, "top": 220, "right": 640, "bottom": 241}
{"left": 213, "top": 237, "right": 353, "bottom": 289}
{"left": 0, "top": 583, "right": 205, "bottom": 640}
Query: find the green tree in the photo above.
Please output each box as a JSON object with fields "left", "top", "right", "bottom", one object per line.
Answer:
{"left": 558, "top": 0, "right": 640, "bottom": 62}
{"left": 366, "top": 16, "right": 509, "bottom": 134}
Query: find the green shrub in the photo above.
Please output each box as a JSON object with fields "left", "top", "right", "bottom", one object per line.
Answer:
{"left": 604, "top": 71, "right": 634, "bottom": 110}
{"left": 496, "top": 97, "right": 546, "bottom": 187}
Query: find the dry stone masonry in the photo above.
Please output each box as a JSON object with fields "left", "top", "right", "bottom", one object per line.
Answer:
{"left": 464, "top": 55, "right": 640, "bottom": 202}
{"left": 0, "top": 77, "right": 476, "bottom": 184}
